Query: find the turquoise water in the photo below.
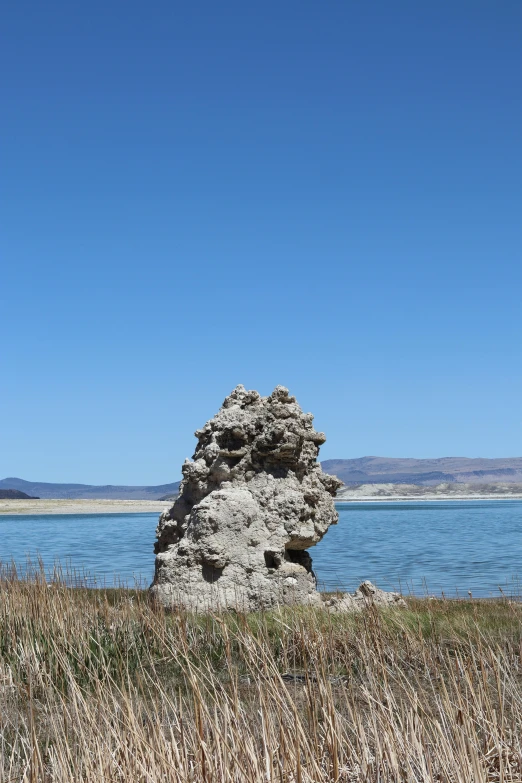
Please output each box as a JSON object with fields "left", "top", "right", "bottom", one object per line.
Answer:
{"left": 1, "top": 500, "right": 521, "bottom": 597}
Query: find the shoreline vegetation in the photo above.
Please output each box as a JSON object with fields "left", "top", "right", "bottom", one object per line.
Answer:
{"left": 2, "top": 483, "right": 522, "bottom": 514}
{"left": 1, "top": 568, "right": 522, "bottom": 781}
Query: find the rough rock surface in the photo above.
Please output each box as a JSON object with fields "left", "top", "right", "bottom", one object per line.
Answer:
{"left": 151, "top": 385, "right": 406, "bottom": 613}
{"left": 150, "top": 385, "right": 342, "bottom": 611}
{"left": 323, "top": 581, "right": 406, "bottom": 612}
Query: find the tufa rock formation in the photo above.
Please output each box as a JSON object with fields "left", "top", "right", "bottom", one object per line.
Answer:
{"left": 151, "top": 385, "right": 342, "bottom": 611}
{"left": 150, "top": 384, "right": 405, "bottom": 613}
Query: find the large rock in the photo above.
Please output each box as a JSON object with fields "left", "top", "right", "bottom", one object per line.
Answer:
{"left": 150, "top": 385, "right": 342, "bottom": 611}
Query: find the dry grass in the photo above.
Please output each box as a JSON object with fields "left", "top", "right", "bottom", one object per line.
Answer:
{"left": 1, "top": 566, "right": 522, "bottom": 781}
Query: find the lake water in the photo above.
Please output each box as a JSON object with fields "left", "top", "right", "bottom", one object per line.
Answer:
{"left": 1, "top": 500, "right": 521, "bottom": 597}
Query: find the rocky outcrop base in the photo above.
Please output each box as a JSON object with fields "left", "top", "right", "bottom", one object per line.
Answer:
{"left": 323, "top": 581, "right": 406, "bottom": 612}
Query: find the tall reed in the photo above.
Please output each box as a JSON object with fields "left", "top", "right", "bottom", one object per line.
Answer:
{"left": 1, "top": 564, "right": 521, "bottom": 781}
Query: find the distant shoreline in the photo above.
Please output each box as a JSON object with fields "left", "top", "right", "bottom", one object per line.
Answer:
{"left": 336, "top": 495, "right": 522, "bottom": 502}
{"left": 1, "top": 493, "right": 522, "bottom": 515}
{"left": 335, "top": 481, "right": 522, "bottom": 502}
{"left": 0, "top": 499, "right": 171, "bottom": 515}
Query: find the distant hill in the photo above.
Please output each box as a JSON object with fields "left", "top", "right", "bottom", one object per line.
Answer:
{"left": 0, "top": 477, "right": 180, "bottom": 500}
{"left": 321, "top": 457, "right": 522, "bottom": 486}
{"left": 0, "top": 489, "right": 39, "bottom": 499}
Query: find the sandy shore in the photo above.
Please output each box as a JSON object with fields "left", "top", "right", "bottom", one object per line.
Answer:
{"left": 0, "top": 499, "right": 171, "bottom": 515}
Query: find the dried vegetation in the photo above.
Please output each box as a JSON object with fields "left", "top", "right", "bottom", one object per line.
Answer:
{"left": 1, "top": 565, "right": 522, "bottom": 782}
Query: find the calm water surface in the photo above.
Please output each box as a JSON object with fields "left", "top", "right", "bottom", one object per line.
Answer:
{"left": 1, "top": 500, "right": 521, "bottom": 597}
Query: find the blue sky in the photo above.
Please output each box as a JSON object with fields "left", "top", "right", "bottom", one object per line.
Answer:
{"left": 2, "top": 1, "right": 521, "bottom": 484}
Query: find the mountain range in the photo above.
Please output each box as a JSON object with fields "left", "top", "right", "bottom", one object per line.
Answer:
{"left": 2, "top": 457, "right": 522, "bottom": 499}
{"left": 0, "top": 477, "right": 180, "bottom": 500}
{"left": 321, "top": 457, "right": 522, "bottom": 486}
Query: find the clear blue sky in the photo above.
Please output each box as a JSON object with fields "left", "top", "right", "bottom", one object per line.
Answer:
{"left": 2, "top": 1, "right": 521, "bottom": 485}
